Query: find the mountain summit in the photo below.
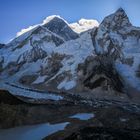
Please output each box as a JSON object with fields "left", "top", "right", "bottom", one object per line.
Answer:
{"left": 100, "top": 8, "right": 132, "bottom": 31}
{"left": 43, "top": 15, "right": 79, "bottom": 41}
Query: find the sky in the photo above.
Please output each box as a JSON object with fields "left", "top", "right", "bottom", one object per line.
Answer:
{"left": 0, "top": 0, "right": 140, "bottom": 43}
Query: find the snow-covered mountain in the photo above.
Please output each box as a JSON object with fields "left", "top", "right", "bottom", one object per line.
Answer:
{"left": 70, "top": 18, "right": 99, "bottom": 33}
{"left": 0, "top": 8, "right": 140, "bottom": 101}
{"left": 94, "top": 8, "right": 140, "bottom": 91}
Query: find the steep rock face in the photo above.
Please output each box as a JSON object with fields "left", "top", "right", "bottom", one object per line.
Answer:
{"left": 43, "top": 16, "right": 79, "bottom": 41}
{"left": 89, "top": 8, "right": 140, "bottom": 92}
{"left": 78, "top": 55, "right": 124, "bottom": 93}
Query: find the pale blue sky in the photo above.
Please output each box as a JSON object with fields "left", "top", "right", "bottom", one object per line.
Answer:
{"left": 0, "top": 0, "right": 140, "bottom": 43}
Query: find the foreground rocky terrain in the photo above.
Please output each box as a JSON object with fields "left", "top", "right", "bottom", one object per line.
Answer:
{"left": 0, "top": 90, "right": 140, "bottom": 140}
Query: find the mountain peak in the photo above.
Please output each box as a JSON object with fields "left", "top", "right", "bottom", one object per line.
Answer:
{"left": 116, "top": 7, "right": 126, "bottom": 14}
{"left": 43, "top": 15, "right": 79, "bottom": 41}
{"left": 43, "top": 15, "right": 68, "bottom": 25}
{"left": 113, "top": 8, "right": 132, "bottom": 27}
{"left": 100, "top": 8, "right": 131, "bottom": 30}
{"left": 114, "top": 8, "right": 129, "bottom": 19}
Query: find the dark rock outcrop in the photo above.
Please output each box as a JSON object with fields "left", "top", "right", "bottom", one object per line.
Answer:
{"left": 0, "top": 44, "right": 5, "bottom": 49}
{"left": 0, "top": 90, "right": 24, "bottom": 105}
{"left": 64, "top": 127, "right": 140, "bottom": 140}
{"left": 78, "top": 55, "right": 124, "bottom": 93}
{"left": 43, "top": 16, "right": 79, "bottom": 41}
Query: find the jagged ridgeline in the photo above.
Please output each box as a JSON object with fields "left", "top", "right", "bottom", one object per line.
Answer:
{"left": 0, "top": 8, "right": 140, "bottom": 99}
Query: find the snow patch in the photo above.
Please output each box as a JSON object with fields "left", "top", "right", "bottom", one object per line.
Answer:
{"left": 16, "top": 25, "right": 38, "bottom": 37}
{"left": 43, "top": 15, "right": 68, "bottom": 25}
{"left": 0, "top": 82, "right": 63, "bottom": 101}
{"left": 115, "top": 62, "right": 140, "bottom": 90}
{"left": 33, "top": 76, "right": 47, "bottom": 84}
{"left": 70, "top": 113, "right": 95, "bottom": 120}
{"left": 57, "top": 79, "right": 76, "bottom": 90}
{"left": 120, "top": 118, "right": 129, "bottom": 122}
{"left": 79, "top": 18, "right": 99, "bottom": 27}
{"left": 70, "top": 19, "right": 99, "bottom": 33}
{"left": 2, "top": 42, "right": 32, "bottom": 68}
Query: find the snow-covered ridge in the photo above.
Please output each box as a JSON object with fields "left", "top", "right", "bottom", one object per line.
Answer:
{"left": 16, "top": 15, "right": 66, "bottom": 37}
{"left": 0, "top": 82, "right": 63, "bottom": 101}
{"left": 16, "top": 25, "right": 38, "bottom": 37}
{"left": 70, "top": 19, "right": 99, "bottom": 33}
{"left": 16, "top": 15, "right": 99, "bottom": 37}
{"left": 43, "top": 15, "right": 69, "bottom": 25}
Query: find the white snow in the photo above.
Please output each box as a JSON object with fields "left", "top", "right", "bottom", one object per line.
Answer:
{"left": 13, "top": 15, "right": 66, "bottom": 42}
{"left": 33, "top": 76, "right": 47, "bottom": 84}
{"left": 1, "top": 12, "right": 140, "bottom": 94}
{"left": 120, "top": 118, "right": 129, "bottom": 122}
{"left": 7, "top": 59, "right": 44, "bottom": 83}
{"left": 16, "top": 25, "right": 38, "bottom": 37}
{"left": 45, "top": 32, "right": 95, "bottom": 87}
{"left": 2, "top": 26, "right": 64, "bottom": 68}
{"left": 0, "top": 82, "right": 63, "bottom": 101}
{"left": 79, "top": 18, "right": 99, "bottom": 27}
{"left": 115, "top": 61, "right": 140, "bottom": 90}
{"left": 57, "top": 79, "right": 76, "bottom": 90}
{"left": 70, "top": 113, "right": 95, "bottom": 120}
{"left": 43, "top": 15, "right": 69, "bottom": 25}
{"left": 0, "top": 122, "right": 69, "bottom": 140}
{"left": 114, "top": 34, "right": 140, "bottom": 91}
{"left": 70, "top": 19, "right": 99, "bottom": 33}
{"left": 2, "top": 42, "right": 32, "bottom": 68}
{"left": 94, "top": 10, "right": 140, "bottom": 92}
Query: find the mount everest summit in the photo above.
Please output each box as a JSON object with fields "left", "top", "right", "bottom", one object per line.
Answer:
{"left": 0, "top": 8, "right": 140, "bottom": 102}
